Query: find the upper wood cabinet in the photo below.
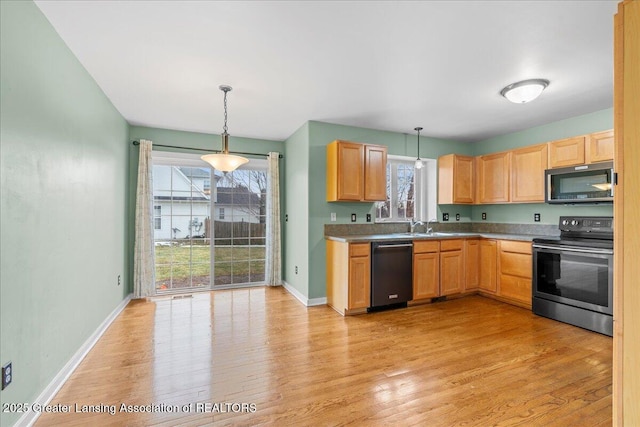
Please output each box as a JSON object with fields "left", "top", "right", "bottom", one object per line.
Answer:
{"left": 511, "top": 144, "right": 548, "bottom": 203}
{"left": 326, "top": 140, "right": 387, "bottom": 202}
{"left": 586, "top": 130, "right": 614, "bottom": 164}
{"left": 548, "top": 130, "right": 614, "bottom": 168}
{"left": 438, "top": 154, "right": 475, "bottom": 204}
{"left": 476, "top": 151, "right": 511, "bottom": 204}
{"left": 548, "top": 136, "right": 586, "bottom": 168}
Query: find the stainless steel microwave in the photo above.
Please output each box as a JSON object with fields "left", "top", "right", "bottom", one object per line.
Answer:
{"left": 545, "top": 162, "right": 614, "bottom": 204}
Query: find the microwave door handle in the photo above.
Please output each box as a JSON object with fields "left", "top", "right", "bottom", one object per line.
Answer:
{"left": 611, "top": 168, "right": 615, "bottom": 197}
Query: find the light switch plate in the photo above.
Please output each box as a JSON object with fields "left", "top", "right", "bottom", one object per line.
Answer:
{"left": 330, "top": 212, "right": 336, "bottom": 222}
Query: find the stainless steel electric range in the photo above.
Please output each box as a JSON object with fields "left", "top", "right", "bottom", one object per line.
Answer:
{"left": 532, "top": 216, "right": 613, "bottom": 336}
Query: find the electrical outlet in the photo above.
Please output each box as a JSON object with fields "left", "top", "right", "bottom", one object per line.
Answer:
{"left": 482, "top": 212, "right": 487, "bottom": 220}
{"left": 285, "top": 214, "right": 288, "bottom": 222}
{"left": 2, "top": 362, "right": 11, "bottom": 390}
{"left": 366, "top": 214, "right": 371, "bottom": 223}
{"left": 534, "top": 213, "right": 541, "bottom": 222}
{"left": 295, "top": 266, "right": 298, "bottom": 275}
{"left": 456, "top": 213, "right": 460, "bottom": 221}
{"left": 351, "top": 213, "right": 356, "bottom": 222}
{"left": 330, "top": 212, "right": 337, "bottom": 222}
{"left": 117, "top": 275, "right": 121, "bottom": 286}
{"left": 443, "top": 213, "right": 449, "bottom": 221}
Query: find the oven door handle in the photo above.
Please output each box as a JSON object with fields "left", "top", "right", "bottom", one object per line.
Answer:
{"left": 532, "top": 244, "right": 613, "bottom": 255}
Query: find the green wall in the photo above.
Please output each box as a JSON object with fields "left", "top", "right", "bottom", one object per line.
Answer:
{"left": 283, "top": 123, "right": 310, "bottom": 297}
{"left": 469, "top": 108, "right": 614, "bottom": 225}
{"left": 0, "top": 2, "right": 129, "bottom": 426}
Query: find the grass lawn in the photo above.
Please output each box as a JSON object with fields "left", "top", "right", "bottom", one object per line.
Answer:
{"left": 155, "top": 245, "right": 265, "bottom": 287}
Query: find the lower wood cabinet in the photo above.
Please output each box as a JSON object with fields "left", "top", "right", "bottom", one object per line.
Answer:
{"left": 479, "top": 240, "right": 497, "bottom": 293}
{"left": 440, "top": 239, "right": 465, "bottom": 296}
{"left": 413, "top": 240, "right": 440, "bottom": 300}
{"left": 464, "top": 239, "right": 480, "bottom": 291}
{"left": 497, "top": 240, "right": 533, "bottom": 308}
{"left": 326, "top": 240, "right": 370, "bottom": 315}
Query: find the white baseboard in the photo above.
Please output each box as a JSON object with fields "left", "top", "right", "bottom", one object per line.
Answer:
{"left": 15, "top": 294, "right": 133, "bottom": 427}
{"left": 282, "top": 281, "right": 327, "bottom": 307}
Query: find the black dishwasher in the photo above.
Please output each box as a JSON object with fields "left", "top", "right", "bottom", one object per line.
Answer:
{"left": 370, "top": 241, "right": 413, "bottom": 310}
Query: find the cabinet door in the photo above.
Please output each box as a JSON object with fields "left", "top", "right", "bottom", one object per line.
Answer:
{"left": 364, "top": 144, "right": 388, "bottom": 201}
{"left": 511, "top": 144, "right": 548, "bottom": 202}
{"left": 440, "top": 250, "right": 464, "bottom": 296}
{"left": 586, "top": 130, "right": 614, "bottom": 164}
{"left": 477, "top": 152, "right": 510, "bottom": 203}
{"left": 348, "top": 255, "right": 370, "bottom": 309}
{"left": 549, "top": 136, "right": 585, "bottom": 168}
{"left": 465, "top": 239, "right": 479, "bottom": 291}
{"left": 337, "top": 142, "right": 364, "bottom": 201}
{"left": 479, "top": 240, "right": 497, "bottom": 293}
{"left": 438, "top": 154, "right": 474, "bottom": 204}
{"left": 413, "top": 252, "right": 439, "bottom": 300}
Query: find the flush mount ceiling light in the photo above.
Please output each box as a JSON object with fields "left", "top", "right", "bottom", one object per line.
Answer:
{"left": 500, "top": 79, "right": 550, "bottom": 104}
{"left": 414, "top": 126, "right": 423, "bottom": 170}
{"left": 201, "top": 85, "right": 249, "bottom": 172}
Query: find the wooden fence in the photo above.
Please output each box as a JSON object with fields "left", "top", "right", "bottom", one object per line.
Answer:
{"left": 204, "top": 218, "right": 266, "bottom": 246}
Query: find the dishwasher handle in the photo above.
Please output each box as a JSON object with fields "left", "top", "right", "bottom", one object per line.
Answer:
{"left": 373, "top": 243, "right": 413, "bottom": 249}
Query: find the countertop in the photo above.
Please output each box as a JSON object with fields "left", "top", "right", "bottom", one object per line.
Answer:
{"left": 325, "top": 232, "right": 540, "bottom": 243}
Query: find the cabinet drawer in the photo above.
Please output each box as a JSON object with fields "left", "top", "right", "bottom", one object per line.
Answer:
{"left": 350, "top": 243, "right": 370, "bottom": 257}
{"left": 413, "top": 240, "right": 439, "bottom": 253}
{"left": 500, "top": 251, "right": 532, "bottom": 278}
{"left": 500, "top": 274, "right": 532, "bottom": 305}
{"left": 500, "top": 240, "right": 532, "bottom": 254}
{"left": 440, "top": 239, "right": 464, "bottom": 252}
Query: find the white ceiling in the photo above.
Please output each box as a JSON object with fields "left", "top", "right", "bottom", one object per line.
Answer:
{"left": 34, "top": 1, "right": 618, "bottom": 143}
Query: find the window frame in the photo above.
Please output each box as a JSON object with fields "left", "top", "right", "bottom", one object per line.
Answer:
{"left": 375, "top": 155, "right": 437, "bottom": 223}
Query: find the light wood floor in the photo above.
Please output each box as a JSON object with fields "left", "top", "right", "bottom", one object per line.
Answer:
{"left": 35, "top": 288, "right": 612, "bottom": 426}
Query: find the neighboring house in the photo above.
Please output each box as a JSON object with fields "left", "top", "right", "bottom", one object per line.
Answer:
{"left": 152, "top": 166, "right": 264, "bottom": 241}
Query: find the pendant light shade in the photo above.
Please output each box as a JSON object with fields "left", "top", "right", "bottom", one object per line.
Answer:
{"left": 201, "top": 85, "right": 248, "bottom": 172}
{"left": 500, "top": 79, "right": 550, "bottom": 104}
{"left": 414, "top": 127, "right": 423, "bottom": 170}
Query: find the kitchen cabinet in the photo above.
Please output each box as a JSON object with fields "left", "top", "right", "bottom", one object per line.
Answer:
{"left": 511, "top": 144, "right": 548, "bottom": 203}
{"left": 497, "top": 240, "right": 532, "bottom": 308}
{"left": 479, "top": 240, "right": 497, "bottom": 294}
{"left": 464, "top": 239, "right": 480, "bottom": 291}
{"left": 326, "top": 140, "right": 387, "bottom": 202}
{"left": 440, "top": 239, "right": 465, "bottom": 296}
{"left": 586, "top": 129, "right": 614, "bottom": 164}
{"left": 326, "top": 240, "right": 370, "bottom": 315}
{"left": 477, "top": 151, "right": 511, "bottom": 203}
{"left": 549, "top": 131, "right": 614, "bottom": 168}
{"left": 548, "top": 136, "right": 586, "bottom": 168}
{"left": 438, "top": 154, "right": 475, "bottom": 204}
{"left": 413, "top": 240, "right": 440, "bottom": 300}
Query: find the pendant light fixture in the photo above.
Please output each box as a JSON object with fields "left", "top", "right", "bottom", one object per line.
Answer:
{"left": 201, "top": 85, "right": 249, "bottom": 172}
{"left": 500, "top": 79, "right": 550, "bottom": 104}
{"left": 414, "top": 126, "right": 423, "bottom": 170}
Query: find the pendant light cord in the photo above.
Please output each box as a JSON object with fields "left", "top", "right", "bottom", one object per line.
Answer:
{"left": 223, "top": 89, "right": 229, "bottom": 135}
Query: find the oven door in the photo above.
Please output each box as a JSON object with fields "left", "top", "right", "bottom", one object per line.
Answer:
{"left": 532, "top": 243, "right": 613, "bottom": 315}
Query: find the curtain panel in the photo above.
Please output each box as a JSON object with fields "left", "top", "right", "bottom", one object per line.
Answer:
{"left": 133, "top": 139, "right": 156, "bottom": 298}
{"left": 265, "top": 152, "right": 282, "bottom": 286}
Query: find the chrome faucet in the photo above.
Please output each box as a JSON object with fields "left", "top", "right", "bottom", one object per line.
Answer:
{"left": 426, "top": 218, "right": 437, "bottom": 234}
{"left": 410, "top": 218, "right": 424, "bottom": 234}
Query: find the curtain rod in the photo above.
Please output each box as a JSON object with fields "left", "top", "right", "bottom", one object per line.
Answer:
{"left": 131, "top": 140, "right": 283, "bottom": 158}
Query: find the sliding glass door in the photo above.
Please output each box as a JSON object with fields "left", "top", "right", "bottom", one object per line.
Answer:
{"left": 152, "top": 152, "right": 266, "bottom": 294}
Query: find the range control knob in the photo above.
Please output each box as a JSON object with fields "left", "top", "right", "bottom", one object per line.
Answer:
{"left": 562, "top": 219, "right": 569, "bottom": 226}
{"left": 571, "top": 220, "right": 579, "bottom": 226}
